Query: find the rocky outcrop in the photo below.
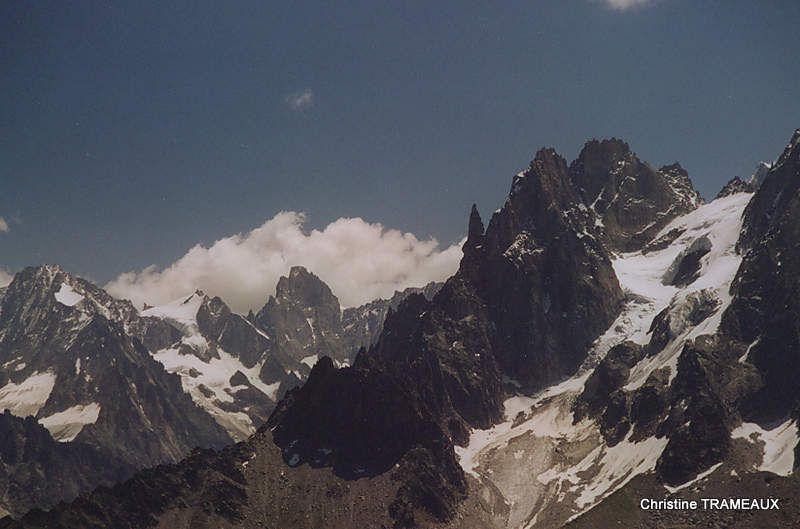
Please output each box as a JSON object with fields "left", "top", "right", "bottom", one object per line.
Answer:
{"left": 474, "top": 148, "right": 625, "bottom": 389}
{"left": 255, "top": 267, "right": 349, "bottom": 365}
{"left": 262, "top": 146, "right": 625, "bottom": 525}
{"left": 0, "top": 266, "right": 231, "bottom": 516}
{"left": 574, "top": 341, "right": 644, "bottom": 444}
{"left": 662, "top": 235, "right": 713, "bottom": 287}
{"left": 0, "top": 412, "right": 134, "bottom": 518}
{"left": 341, "top": 281, "right": 441, "bottom": 352}
{"left": 716, "top": 176, "right": 755, "bottom": 198}
{"left": 724, "top": 129, "right": 800, "bottom": 423}
{"left": 568, "top": 139, "right": 702, "bottom": 251}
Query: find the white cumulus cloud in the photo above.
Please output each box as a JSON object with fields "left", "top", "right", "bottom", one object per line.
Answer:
{"left": 602, "top": 0, "right": 655, "bottom": 10}
{"left": 0, "top": 217, "right": 9, "bottom": 233}
{"left": 106, "top": 211, "right": 463, "bottom": 312}
{"left": 285, "top": 88, "right": 314, "bottom": 110}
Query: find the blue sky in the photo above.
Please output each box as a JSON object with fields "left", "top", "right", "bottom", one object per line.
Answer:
{"left": 1, "top": 0, "right": 799, "bottom": 304}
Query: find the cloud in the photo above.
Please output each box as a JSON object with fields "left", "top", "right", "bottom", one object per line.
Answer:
{"left": 106, "top": 212, "right": 463, "bottom": 312}
{"left": 0, "top": 269, "right": 13, "bottom": 287}
{"left": 285, "top": 89, "right": 314, "bottom": 110}
{"left": 602, "top": 0, "right": 654, "bottom": 10}
{"left": 0, "top": 217, "right": 8, "bottom": 233}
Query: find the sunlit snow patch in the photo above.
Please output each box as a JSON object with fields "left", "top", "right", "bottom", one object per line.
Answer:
{"left": 0, "top": 371, "right": 57, "bottom": 417}
{"left": 141, "top": 292, "right": 205, "bottom": 330}
{"left": 300, "top": 354, "right": 319, "bottom": 369}
{"left": 732, "top": 419, "right": 799, "bottom": 476}
{"left": 54, "top": 283, "right": 84, "bottom": 307}
{"left": 39, "top": 403, "right": 101, "bottom": 442}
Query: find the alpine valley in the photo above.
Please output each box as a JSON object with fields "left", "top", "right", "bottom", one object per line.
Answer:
{"left": 2, "top": 130, "right": 800, "bottom": 529}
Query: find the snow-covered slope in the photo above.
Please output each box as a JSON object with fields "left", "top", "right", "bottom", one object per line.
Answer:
{"left": 142, "top": 291, "right": 301, "bottom": 440}
{"left": 455, "top": 192, "right": 755, "bottom": 529}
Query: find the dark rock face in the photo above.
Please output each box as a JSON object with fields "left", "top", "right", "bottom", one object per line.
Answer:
{"left": 724, "top": 129, "right": 800, "bottom": 422}
{"left": 197, "top": 296, "right": 273, "bottom": 369}
{"left": 574, "top": 341, "right": 644, "bottom": 433}
{"left": 268, "top": 356, "right": 465, "bottom": 482}
{"left": 749, "top": 160, "right": 773, "bottom": 188}
{"left": 264, "top": 146, "right": 626, "bottom": 525}
{"left": 472, "top": 149, "right": 625, "bottom": 390}
{"left": 256, "top": 267, "right": 349, "bottom": 365}
{"left": 662, "top": 235, "right": 712, "bottom": 287}
{"left": 629, "top": 368, "right": 670, "bottom": 441}
{"left": 0, "top": 266, "right": 231, "bottom": 516}
{"left": 655, "top": 337, "right": 734, "bottom": 485}
{"left": 716, "top": 176, "right": 756, "bottom": 198}
{"left": 569, "top": 139, "right": 701, "bottom": 252}
{"left": 341, "top": 282, "right": 441, "bottom": 352}
{"left": 0, "top": 412, "right": 134, "bottom": 518}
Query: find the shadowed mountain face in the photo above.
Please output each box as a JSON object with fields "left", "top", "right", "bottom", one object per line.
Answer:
{"left": 256, "top": 267, "right": 349, "bottom": 365}
{"left": 0, "top": 262, "right": 441, "bottom": 518}
{"left": 8, "top": 132, "right": 800, "bottom": 529}
{"left": 0, "top": 412, "right": 135, "bottom": 518}
{"left": 723, "top": 129, "right": 800, "bottom": 421}
{"left": 0, "top": 266, "right": 231, "bottom": 517}
{"left": 341, "top": 281, "right": 442, "bottom": 352}
{"left": 0, "top": 266, "right": 231, "bottom": 467}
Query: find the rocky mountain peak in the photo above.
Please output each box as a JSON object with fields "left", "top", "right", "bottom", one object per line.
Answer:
{"left": 460, "top": 204, "right": 485, "bottom": 275}
{"left": 738, "top": 128, "right": 800, "bottom": 253}
{"left": 501, "top": 147, "right": 583, "bottom": 242}
{"left": 775, "top": 128, "right": 800, "bottom": 167}
{"left": 569, "top": 138, "right": 633, "bottom": 200}
{"left": 256, "top": 267, "right": 346, "bottom": 364}
{"left": 465, "top": 204, "right": 484, "bottom": 247}
{"left": 658, "top": 161, "right": 688, "bottom": 176}
{"left": 715, "top": 176, "right": 755, "bottom": 199}
{"left": 272, "top": 266, "right": 339, "bottom": 310}
{"left": 749, "top": 160, "right": 772, "bottom": 187}
{"left": 567, "top": 139, "right": 701, "bottom": 251}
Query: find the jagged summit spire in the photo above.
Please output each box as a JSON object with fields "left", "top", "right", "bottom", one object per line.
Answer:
{"left": 774, "top": 128, "right": 800, "bottom": 169}
{"left": 659, "top": 162, "right": 688, "bottom": 176}
{"left": 464, "top": 204, "right": 484, "bottom": 250}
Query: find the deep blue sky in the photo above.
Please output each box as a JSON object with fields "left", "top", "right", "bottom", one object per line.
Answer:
{"left": 2, "top": 0, "right": 799, "bottom": 282}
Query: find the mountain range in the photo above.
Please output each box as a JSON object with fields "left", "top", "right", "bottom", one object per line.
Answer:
{"left": 0, "top": 263, "right": 438, "bottom": 518}
{"left": 1, "top": 129, "right": 799, "bottom": 528}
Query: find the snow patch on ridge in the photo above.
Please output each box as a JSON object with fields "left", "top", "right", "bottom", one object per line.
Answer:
{"left": 0, "top": 371, "right": 56, "bottom": 417}
{"left": 54, "top": 283, "right": 84, "bottom": 307}
{"left": 732, "top": 419, "right": 798, "bottom": 476}
{"left": 144, "top": 292, "right": 279, "bottom": 440}
{"left": 300, "top": 354, "right": 319, "bottom": 369}
{"left": 153, "top": 345, "right": 279, "bottom": 440}
{"left": 141, "top": 292, "right": 205, "bottom": 330}
{"left": 663, "top": 462, "right": 723, "bottom": 493}
{"left": 39, "top": 403, "right": 101, "bottom": 442}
